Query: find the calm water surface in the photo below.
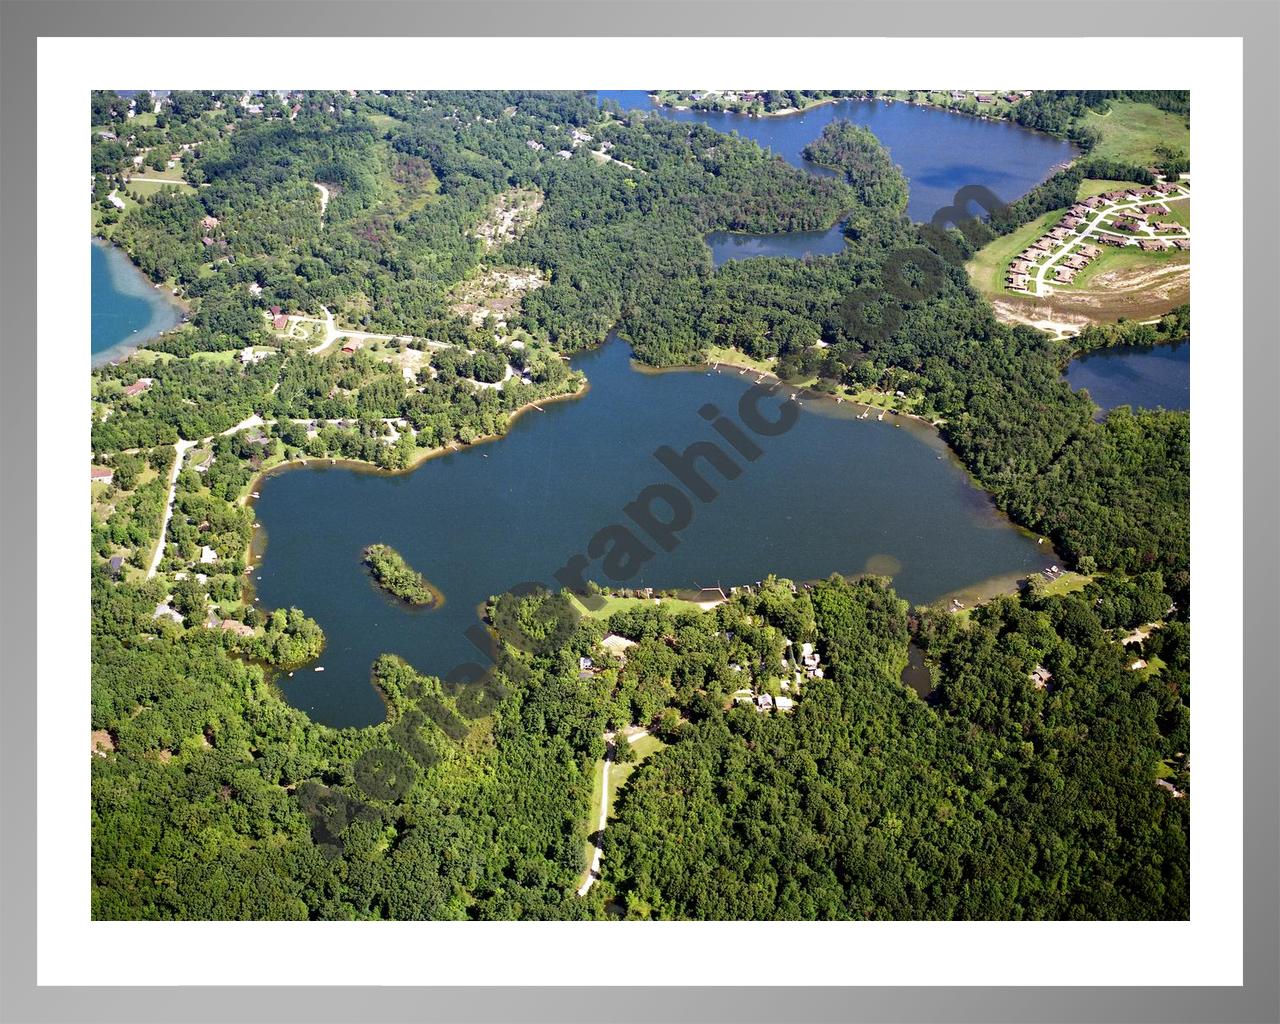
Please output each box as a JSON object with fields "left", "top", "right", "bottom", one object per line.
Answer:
{"left": 706, "top": 222, "right": 848, "bottom": 267}
{"left": 597, "top": 91, "right": 1079, "bottom": 223}
{"left": 92, "top": 240, "right": 183, "bottom": 364}
{"left": 1065, "top": 340, "right": 1190, "bottom": 414}
{"left": 253, "top": 338, "right": 1053, "bottom": 728}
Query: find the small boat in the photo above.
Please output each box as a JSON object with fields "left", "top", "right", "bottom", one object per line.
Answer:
{"left": 314, "top": 666, "right": 325, "bottom": 672}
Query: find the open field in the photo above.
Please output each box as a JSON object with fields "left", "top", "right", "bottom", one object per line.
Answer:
{"left": 569, "top": 594, "right": 707, "bottom": 620}
{"left": 966, "top": 209, "right": 1063, "bottom": 297}
{"left": 127, "top": 178, "right": 198, "bottom": 198}
{"left": 1075, "top": 178, "right": 1147, "bottom": 201}
{"left": 1066, "top": 245, "right": 1187, "bottom": 292}
{"left": 1082, "top": 101, "right": 1189, "bottom": 165}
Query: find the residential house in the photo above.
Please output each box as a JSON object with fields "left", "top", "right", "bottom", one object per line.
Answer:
{"left": 218, "top": 619, "right": 255, "bottom": 638}
{"left": 1172, "top": 238, "right": 1190, "bottom": 250}
{"left": 108, "top": 556, "right": 125, "bottom": 578}
{"left": 91, "top": 465, "right": 114, "bottom": 485}
{"left": 1054, "top": 266, "right": 1076, "bottom": 283}
{"left": 123, "top": 377, "right": 154, "bottom": 398}
{"left": 1137, "top": 238, "right": 1169, "bottom": 252}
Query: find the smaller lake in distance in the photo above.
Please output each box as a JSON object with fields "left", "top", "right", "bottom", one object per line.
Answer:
{"left": 92, "top": 239, "right": 184, "bottom": 365}
{"left": 706, "top": 221, "right": 848, "bottom": 267}
{"left": 1065, "top": 340, "right": 1190, "bottom": 415}
{"left": 597, "top": 92, "right": 1079, "bottom": 223}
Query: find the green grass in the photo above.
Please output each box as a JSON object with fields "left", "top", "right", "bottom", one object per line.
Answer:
{"left": 125, "top": 349, "right": 176, "bottom": 366}
{"left": 1163, "top": 197, "right": 1191, "bottom": 228}
{"left": 1082, "top": 101, "right": 1189, "bottom": 166}
{"left": 703, "top": 344, "right": 775, "bottom": 375}
{"left": 966, "top": 209, "right": 1064, "bottom": 297}
{"left": 568, "top": 593, "right": 706, "bottom": 620}
{"left": 1075, "top": 178, "right": 1147, "bottom": 201}
{"left": 189, "top": 350, "right": 239, "bottom": 365}
{"left": 1034, "top": 570, "right": 1094, "bottom": 598}
{"left": 127, "top": 178, "right": 198, "bottom": 199}
{"left": 1066, "top": 245, "right": 1188, "bottom": 291}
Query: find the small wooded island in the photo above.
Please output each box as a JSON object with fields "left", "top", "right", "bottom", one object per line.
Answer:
{"left": 362, "top": 544, "right": 441, "bottom": 607}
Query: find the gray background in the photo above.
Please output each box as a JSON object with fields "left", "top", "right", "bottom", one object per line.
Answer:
{"left": 1, "top": 2, "right": 1276, "bottom": 1021}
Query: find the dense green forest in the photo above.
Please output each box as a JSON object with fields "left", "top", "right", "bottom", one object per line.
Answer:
{"left": 90, "top": 90, "right": 1190, "bottom": 921}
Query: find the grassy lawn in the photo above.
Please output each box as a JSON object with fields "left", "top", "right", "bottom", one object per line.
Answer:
{"left": 1163, "top": 197, "right": 1191, "bottom": 228}
{"left": 569, "top": 593, "right": 706, "bottom": 620}
{"left": 1034, "top": 570, "right": 1094, "bottom": 598}
{"left": 1081, "top": 101, "right": 1189, "bottom": 166}
{"left": 125, "top": 349, "right": 176, "bottom": 366}
{"left": 703, "top": 344, "right": 775, "bottom": 375}
{"left": 127, "top": 178, "right": 198, "bottom": 199}
{"left": 1066, "top": 245, "right": 1188, "bottom": 291}
{"left": 128, "top": 163, "right": 190, "bottom": 183}
{"left": 966, "top": 208, "right": 1064, "bottom": 297}
{"left": 846, "top": 387, "right": 924, "bottom": 414}
{"left": 1075, "top": 177, "right": 1147, "bottom": 201}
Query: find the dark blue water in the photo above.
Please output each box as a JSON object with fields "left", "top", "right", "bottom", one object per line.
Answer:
{"left": 706, "top": 221, "right": 848, "bottom": 267}
{"left": 92, "top": 240, "right": 183, "bottom": 364}
{"left": 598, "top": 91, "right": 1078, "bottom": 223}
{"left": 1065, "top": 340, "right": 1190, "bottom": 414}
{"left": 253, "top": 337, "right": 1053, "bottom": 728}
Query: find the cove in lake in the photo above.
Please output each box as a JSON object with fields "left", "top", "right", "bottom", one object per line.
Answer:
{"left": 1065, "top": 339, "right": 1190, "bottom": 415}
{"left": 597, "top": 92, "right": 1079, "bottom": 224}
{"left": 252, "top": 336, "right": 1055, "bottom": 729}
{"left": 91, "top": 239, "right": 184, "bottom": 365}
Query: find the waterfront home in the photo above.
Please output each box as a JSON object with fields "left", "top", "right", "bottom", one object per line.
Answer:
{"left": 975, "top": 94, "right": 995, "bottom": 104}
{"left": 91, "top": 465, "right": 114, "bottom": 485}
{"left": 218, "top": 619, "right": 255, "bottom": 638}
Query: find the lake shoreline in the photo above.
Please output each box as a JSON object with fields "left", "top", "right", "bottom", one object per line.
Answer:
{"left": 91, "top": 237, "right": 189, "bottom": 367}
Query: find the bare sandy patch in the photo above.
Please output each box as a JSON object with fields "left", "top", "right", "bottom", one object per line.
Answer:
{"left": 473, "top": 188, "right": 544, "bottom": 249}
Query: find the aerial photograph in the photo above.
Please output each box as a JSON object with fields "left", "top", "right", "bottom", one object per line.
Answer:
{"left": 89, "top": 88, "right": 1190, "bottom": 921}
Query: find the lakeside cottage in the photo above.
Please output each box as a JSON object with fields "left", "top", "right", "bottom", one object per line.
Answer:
{"left": 218, "top": 619, "right": 254, "bottom": 638}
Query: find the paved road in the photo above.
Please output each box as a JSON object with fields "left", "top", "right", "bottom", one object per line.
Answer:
{"left": 1030, "top": 188, "right": 1190, "bottom": 297}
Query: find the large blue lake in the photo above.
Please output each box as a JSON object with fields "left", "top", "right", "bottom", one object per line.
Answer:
{"left": 91, "top": 239, "right": 183, "bottom": 364}
{"left": 253, "top": 338, "right": 1055, "bottom": 728}
{"left": 1065, "top": 340, "right": 1191, "bottom": 414}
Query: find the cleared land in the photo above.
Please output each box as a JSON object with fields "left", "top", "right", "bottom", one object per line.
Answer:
{"left": 569, "top": 593, "right": 706, "bottom": 620}
{"left": 966, "top": 210, "right": 1063, "bottom": 298}
{"left": 1082, "top": 101, "right": 1189, "bottom": 165}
